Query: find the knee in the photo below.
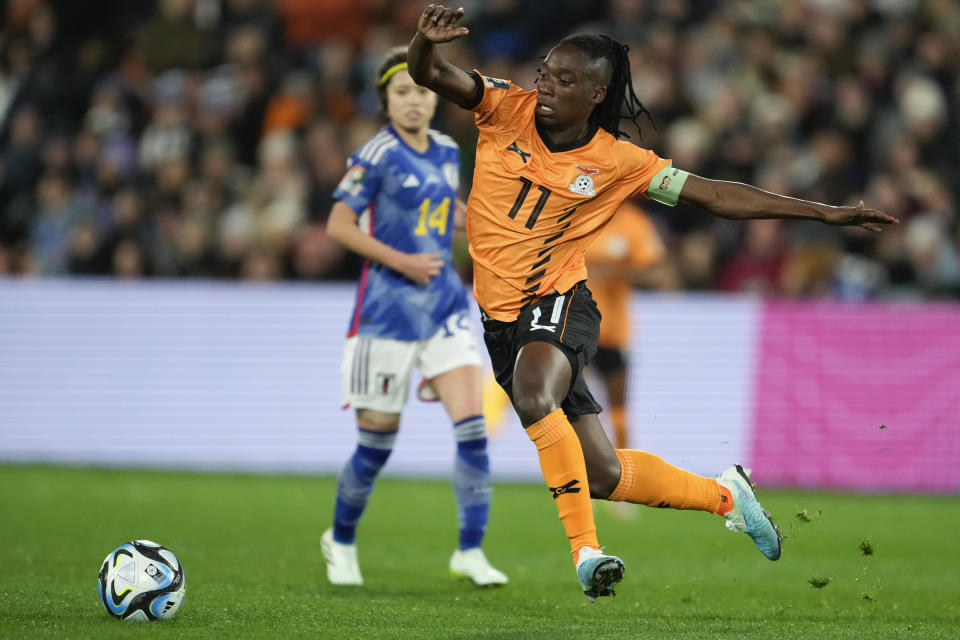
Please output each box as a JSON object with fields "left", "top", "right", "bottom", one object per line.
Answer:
{"left": 586, "top": 452, "right": 621, "bottom": 499}
{"left": 512, "top": 392, "right": 561, "bottom": 426}
{"left": 356, "top": 409, "right": 400, "bottom": 432}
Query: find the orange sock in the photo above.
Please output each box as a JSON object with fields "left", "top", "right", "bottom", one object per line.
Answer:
{"left": 609, "top": 405, "right": 628, "bottom": 450}
{"left": 608, "top": 449, "right": 731, "bottom": 515}
{"left": 526, "top": 408, "right": 598, "bottom": 560}
{"left": 717, "top": 484, "right": 733, "bottom": 516}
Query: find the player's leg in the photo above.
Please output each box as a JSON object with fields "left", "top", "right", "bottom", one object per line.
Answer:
{"left": 429, "top": 364, "right": 508, "bottom": 586}
{"left": 512, "top": 340, "right": 624, "bottom": 600}
{"left": 594, "top": 346, "right": 629, "bottom": 450}
{"left": 511, "top": 340, "right": 600, "bottom": 555}
{"left": 571, "top": 412, "right": 726, "bottom": 508}
{"left": 328, "top": 408, "right": 400, "bottom": 549}
{"left": 570, "top": 413, "right": 782, "bottom": 560}
{"left": 420, "top": 312, "right": 507, "bottom": 586}
{"left": 486, "top": 284, "right": 622, "bottom": 599}
{"left": 323, "top": 336, "right": 415, "bottom": 585}
{"left": 590, "top": 346, "right": 634, "bottom": 518}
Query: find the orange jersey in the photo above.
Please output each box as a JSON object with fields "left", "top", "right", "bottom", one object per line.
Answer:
{"left": 466, "top": 73, "right": 672, "bottom": 321}
{"left": 584, "top": 201, "right": 665, "bottom": 348}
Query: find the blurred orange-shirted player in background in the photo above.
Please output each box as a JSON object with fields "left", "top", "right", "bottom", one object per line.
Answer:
{"left": 584, "top": 201, "right": 677, "bottom": 450}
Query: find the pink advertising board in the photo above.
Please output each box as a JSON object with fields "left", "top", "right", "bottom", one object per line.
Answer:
{"left": 750, "top": 302, "right": 960, "bottom": 493}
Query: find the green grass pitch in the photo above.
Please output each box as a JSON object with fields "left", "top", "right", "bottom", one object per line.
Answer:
{"left": 2, "top": 464, "right": 958, "bottom": 639}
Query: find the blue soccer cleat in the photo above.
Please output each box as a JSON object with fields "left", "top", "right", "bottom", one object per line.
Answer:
{"left": 717, "top": 464, "right": 782, "bottom": 561}
{"left": 575, "top": 547, "right": 625, "bottom": 602}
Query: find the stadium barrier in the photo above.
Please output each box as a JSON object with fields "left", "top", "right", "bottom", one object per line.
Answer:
{"left": 1, "top": 279, "right": 956, "bottom": 493}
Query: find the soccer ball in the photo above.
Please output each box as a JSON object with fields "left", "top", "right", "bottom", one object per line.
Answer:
{"left": 97, "top": 540, "right": 185, "bottom": 621}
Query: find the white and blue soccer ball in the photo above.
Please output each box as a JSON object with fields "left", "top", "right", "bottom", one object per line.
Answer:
{"left": 97, "top": 540, "right": 185, "bottom": 621}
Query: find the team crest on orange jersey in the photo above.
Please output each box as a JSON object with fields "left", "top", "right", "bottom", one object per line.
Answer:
{"left": 569, "top": 165, "right": 599, "bottom": 197}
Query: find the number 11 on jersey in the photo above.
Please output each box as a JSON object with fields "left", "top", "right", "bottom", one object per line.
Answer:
{"left": 414, "top": 197, "right": 450, "bottom": 236}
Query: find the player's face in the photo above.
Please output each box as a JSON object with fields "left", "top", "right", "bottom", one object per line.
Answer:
{"left": 535, "top": 44, "right": 606, "bottom": 135}
{"left": 386, "top": 70, "right": 438, "bottom": 134}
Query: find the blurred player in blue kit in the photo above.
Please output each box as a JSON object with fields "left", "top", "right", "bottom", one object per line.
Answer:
{"left": 321, "top": 48, "right": 507, "bottom": 587}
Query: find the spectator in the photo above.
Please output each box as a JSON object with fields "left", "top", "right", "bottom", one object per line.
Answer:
{"left": 136, "top": 0, "right": 215, "bottom": 72}
{"left": 0, "top": 0, "right": 953, "bottom": 301}
{"left": 30, "top": 172, "right": 90, "bottom": 274}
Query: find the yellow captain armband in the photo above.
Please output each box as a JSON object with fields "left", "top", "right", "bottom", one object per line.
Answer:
{"left": 647, "top": 166, "right": 690, "bottom": 207}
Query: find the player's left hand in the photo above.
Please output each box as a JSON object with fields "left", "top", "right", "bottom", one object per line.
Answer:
{"left": 823, "top": 200, "right": 899, "bottom": 232}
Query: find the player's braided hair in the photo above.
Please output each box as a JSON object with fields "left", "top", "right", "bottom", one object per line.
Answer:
{"left": 560, "top": 33, "right": 655, "bottom": 139}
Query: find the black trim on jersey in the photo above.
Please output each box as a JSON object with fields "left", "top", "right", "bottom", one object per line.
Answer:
{"left": 531, "top": 254, "right": 552, "bottom": 270}
{"left": 543, "top": 230, "right": 565, "bottom": 245}
{"left": 525, "top": 269, "right": 546, "bottom": 284}
{"left": 463, "top": 71, "right": 485, "bottom": 111}
{"left": 535, "top": 120, "right": 600, "bottom": 153}
{"left": 557, "top": 206, "right": 579, "bottom": 223}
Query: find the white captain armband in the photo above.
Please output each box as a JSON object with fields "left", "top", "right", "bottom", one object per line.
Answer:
{"left": 647, "top": 166, "right": 690, "bottom": 207}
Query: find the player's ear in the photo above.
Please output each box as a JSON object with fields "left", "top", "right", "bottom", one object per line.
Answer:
{"left": 592, "top": 85, "right": 606, "bottom": 106}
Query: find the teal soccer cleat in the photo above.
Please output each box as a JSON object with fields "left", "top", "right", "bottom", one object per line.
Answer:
{"left": 575, "top": 547, "right": 625, "bottom": 602}
{"left": 717, "top": 465, "right": 782, "bottom": 561}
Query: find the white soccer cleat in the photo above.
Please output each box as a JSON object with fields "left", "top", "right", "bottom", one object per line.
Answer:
{"left": 321, "top": 528, "right": 363, "bottom": 585}
{"left": 717, "top": 465, "right": 782, "bottom": 561}
{"left": 449, "top": 548, "right": 508, "bottom": 587}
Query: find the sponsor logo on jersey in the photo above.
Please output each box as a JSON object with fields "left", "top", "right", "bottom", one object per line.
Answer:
{"left": 568, "top": 165, "right": 599, "bottom": 197}
{"left": 507, "top": 141, "right": 531, "bottom": 164}
{"left": 483, "top": 76, "right": 509, "bottom": 90}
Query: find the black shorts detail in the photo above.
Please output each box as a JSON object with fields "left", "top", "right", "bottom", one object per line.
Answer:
{"left": 481, "top": 282, "right": 602, "bottom": 416}
{"left": 592, "top": 346, "right": 628, "bottom": 376}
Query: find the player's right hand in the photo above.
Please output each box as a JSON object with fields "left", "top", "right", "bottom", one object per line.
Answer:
{"left": 397, "top": 251, "right": 444, "bottom": 284}
{"left": 418, "top": 5, "right": 469, "bottom": 43}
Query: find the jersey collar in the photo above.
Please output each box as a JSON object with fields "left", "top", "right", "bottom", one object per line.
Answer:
{"left": 387, "top": 123, "right": 434, "bottom": 157}
{"left": 535, "top": 120, "right": 599, "bottom": 153}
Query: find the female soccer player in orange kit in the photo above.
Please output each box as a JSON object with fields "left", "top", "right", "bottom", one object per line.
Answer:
{"left": 409, "top": 4, "right": 898, "bottom": 600}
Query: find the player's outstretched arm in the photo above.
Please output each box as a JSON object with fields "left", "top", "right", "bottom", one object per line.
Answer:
{"left": 678, "top": 174, "right": 899, "bottom": 232}
{"left": 327, "top": 202, "right": 443, "bottom": 284}
{"left": 408, "top": 5, "right": 478, "bottom": 107}
{"left": 454, "top": 198, "right": 468, "bottom": 229}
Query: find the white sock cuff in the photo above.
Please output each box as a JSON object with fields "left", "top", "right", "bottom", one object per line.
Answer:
{"left": 453, "top": 415, "right": 487, "bottom": 442}
{"left": 357, "top": 428, "right": 398, "bottom": 450}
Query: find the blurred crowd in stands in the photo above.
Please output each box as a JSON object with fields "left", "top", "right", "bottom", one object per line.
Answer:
{"left": 1, "top": 0, "right": 958, "bottom": 300}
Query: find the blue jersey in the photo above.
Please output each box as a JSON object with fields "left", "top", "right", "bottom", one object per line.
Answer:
{"left": 334, "top": 124, "right": 470, "bottom": 341}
